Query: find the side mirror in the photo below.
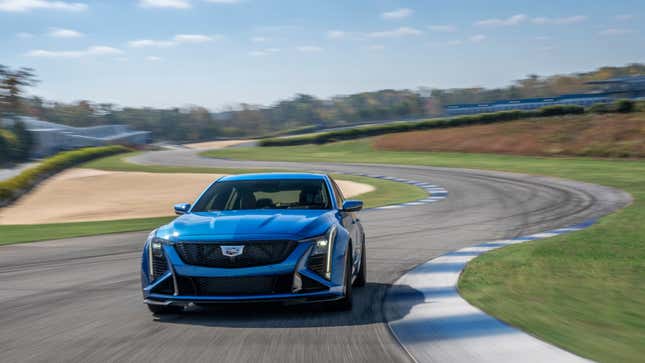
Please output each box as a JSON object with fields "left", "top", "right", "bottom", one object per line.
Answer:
{"left": 174, "top": 203, "right": 191, "bottom": 215}
{"left": 342, "top": 200, "right": 363, "bottom": 212}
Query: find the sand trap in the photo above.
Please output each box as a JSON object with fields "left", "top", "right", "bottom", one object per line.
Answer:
{"left": 184, "top": 139, "right": 253, "bottom": 150}
{"left": 0, "top": 169, "right": 374, "bottom": 225}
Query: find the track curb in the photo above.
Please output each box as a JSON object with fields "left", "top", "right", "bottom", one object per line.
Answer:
{"left": 385, "top": 220, "right": 597, "bottom": 363}
{"left": 348, "top": 172, "right": 448, "bottom": 210}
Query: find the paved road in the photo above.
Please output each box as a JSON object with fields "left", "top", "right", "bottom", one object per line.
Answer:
{"left": 0, "top": 150, "right": 631, "bottom": 362}
{"left": 0, "top": 162, "right": 36, "bottom": 182}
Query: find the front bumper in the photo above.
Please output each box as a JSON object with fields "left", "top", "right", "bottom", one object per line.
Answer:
{"left": 141, "top": 239, "right": 347, "bottom": 305}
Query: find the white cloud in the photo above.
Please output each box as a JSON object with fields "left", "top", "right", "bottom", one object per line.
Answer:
{"left": 249, "top": 48, "right": 279, "bottom": 56}
{"left": 129, "top": 34, "right": 219, "bottom": 48}
{"left": 128, "top": 39, "right": 176, "bottom": 48}
{"left": 428, "top": 24, "right": 457, "bottom": 33}
{"left": 475, "top": 14, "right": 526, "bottom": 27}
{"left": 16, "top": 32, "right": 34, "bottom": 38}
{"left": 535, "top": 35, "right": 550, "bottom": 40}
{"left": 251, "top": 36, "right": 266, "bottom": 43}
{"left": 26, "top": 45, "right": 122, "bottom": 58}
{"left": 297, "top": 45, "right": 323, "bottom": 53}
{"left": 381, "top": 8, "right": 413, "bottom": 20}
{"left": 145, "top": 56, "right": 162, "bottom": 61}
{"left": 326, "top": 30, "right": 345, "bottom": 39}
{"left": 532, "top": 15, "right": 587, "bottom": 25}
{"left": 205, "top": 0, "right": 240, "bottom": 3}
{"left": 87, "top": 46, "right": 122, "bottom": 55}
{"left": 48, "top": 27, "right": 83, "bottom": 38}
{"left": 366, "top": 44, "right": 385, "bottom": 51}
{"left": 173, "top": 34, "right": 218, "bottom": 43}
{"left": 368, "top": 26, "right": 423, "bottom": 38}
{"left": 0, "top": 0, "right": 87, "bottom": 12}
{"left": 599, "top": 28, "right": 633, "bottom": 36}
{"left": 469, "top": 34, "right": 487, "bottom": 43}
{"left": 615, "top": 14, "right": 634, "bottom": 21}
{"left": 138, "top": 0, "right": 190, "bottom": 9}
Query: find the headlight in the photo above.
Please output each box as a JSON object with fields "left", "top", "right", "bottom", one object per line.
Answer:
{"left": 146, "top": 231, "right": 170, "bottom": 281}
{"left": 304, "top": 226, "right": 337, "bottom": 280}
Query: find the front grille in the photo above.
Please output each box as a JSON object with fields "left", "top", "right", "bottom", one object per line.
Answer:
{"left": 151, "top": 254, "right": 168, "bottom": 280}
{"left": 176, "top": 275, "right": 293, "bottom": 296}
{"left": 175, "top": 240, "right": 297, "bottom": 268}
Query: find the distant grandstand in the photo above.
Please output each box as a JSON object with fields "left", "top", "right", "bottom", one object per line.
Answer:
{"left": 0, "top": 116, "right": 151, "bottom": 157}
{"left": 445, "top": 75, "right": 645, "bottom": 116}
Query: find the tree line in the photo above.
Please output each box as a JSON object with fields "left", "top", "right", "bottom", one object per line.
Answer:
{"left": 2, "top": 63, "right": 643, "bottom": 146}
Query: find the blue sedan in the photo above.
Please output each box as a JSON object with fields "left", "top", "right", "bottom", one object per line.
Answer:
{"left": 141, "top": 173, "right": 366, "bottom": 313}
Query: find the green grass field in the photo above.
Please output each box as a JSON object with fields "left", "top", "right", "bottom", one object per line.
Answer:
{"left": 205, "top": 139, "right": 645, "bottom": 362}
{"left": 0, "top": 151, "right": 425, "bottom": 245}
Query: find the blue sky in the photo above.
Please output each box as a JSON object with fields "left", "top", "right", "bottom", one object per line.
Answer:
{"left": 1, "top": 0, "right": 643, "bottom": 109}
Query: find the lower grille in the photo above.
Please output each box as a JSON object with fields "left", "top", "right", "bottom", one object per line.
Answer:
{"left": 175, "top": 240, "right": 297, "bottom": 268}
{"left": 176, "top": 275, "right": 293, "bottom": 296}
{"left": 307, "top": 254, "right": 325, "bottom": 276}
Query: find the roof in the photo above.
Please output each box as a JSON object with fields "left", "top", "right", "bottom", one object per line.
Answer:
{"left": 446, "top": 92, "right": 612, "bottom": 109}
{"left": 586, "top": 75, "right": 645, "bottom": 84}
{"left": 219, "top": 173, "right": 328, "bottom": 181}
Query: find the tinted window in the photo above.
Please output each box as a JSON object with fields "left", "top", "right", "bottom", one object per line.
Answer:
{"left": 330, "top": 178, "right": 345, "bottom": 208}
{"left": 192, "top": 179, "right": 332, "bottom": 211}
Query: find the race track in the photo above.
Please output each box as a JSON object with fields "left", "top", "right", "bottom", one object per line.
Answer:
{"left": 0, "top": 149, "right": 631, "bottom": 363}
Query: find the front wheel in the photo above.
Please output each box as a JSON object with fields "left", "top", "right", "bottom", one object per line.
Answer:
{"left": 353, "top": 238, "right": 367, "bottom": 287}
{"left": 327, "top": 249, "right": 353, "bottom": 311}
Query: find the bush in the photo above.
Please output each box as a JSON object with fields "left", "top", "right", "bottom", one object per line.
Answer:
{"left": 615, "top": 99, "right": 635, "bottom": 113}
{"left": 260, "top": 105, "right": 585, "bottom": 147}
{"left": 638, "top": 100, "right": 645, "bottom": 112}
{"left": 589, "top": 103, "right": 610, "bottom": 114}
{"left": 0, "top": 145, "right": 130, "bottom": 205}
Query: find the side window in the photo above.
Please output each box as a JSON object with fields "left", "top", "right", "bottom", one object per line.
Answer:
{"left": 330, "top": 179, "right": 345, "bottom": 208}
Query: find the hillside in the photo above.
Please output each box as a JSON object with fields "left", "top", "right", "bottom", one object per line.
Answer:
{"left": 373, "top": 112, "right": 645, "bottom": 158}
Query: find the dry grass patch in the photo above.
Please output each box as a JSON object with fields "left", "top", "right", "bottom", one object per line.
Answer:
{"left": 374, "top": 113, "right": 645, "bottom": 158}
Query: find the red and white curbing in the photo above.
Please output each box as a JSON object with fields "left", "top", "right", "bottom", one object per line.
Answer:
{"left": 386, "top": 220, "right": 596, "bottom": 363}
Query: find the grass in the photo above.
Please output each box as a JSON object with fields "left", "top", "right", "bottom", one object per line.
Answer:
{"left": 0, "top": 151, "right": 425, "bottom": 245}
{"left": 0, "top": 217, "right": 174, "bottom": 246}
{"left": 205, "top": 139, "right": 645, "bottom": 362}
{"left": 82, "top": 151, "right": 281, "bottom": 175}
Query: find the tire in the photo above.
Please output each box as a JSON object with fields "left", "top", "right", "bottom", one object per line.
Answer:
{"left": 147, "top": 303, "right": 183, "bottom": 315}
{"left": 327, "top": 248, "right": 353, "bottom": 311}
{"left": 353, "top": 238, "right": 367, "bottom": 287}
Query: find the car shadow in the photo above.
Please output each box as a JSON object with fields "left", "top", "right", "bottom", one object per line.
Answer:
{"left": 153, "top": 282, "right": 423, "bottom": 328}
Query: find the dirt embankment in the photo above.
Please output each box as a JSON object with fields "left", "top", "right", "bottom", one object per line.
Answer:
{"left": 374, "top": 113, "right": 645, "bottom": 158}
{"left": 0, "top": 169, "right": 374, "bottom": 225}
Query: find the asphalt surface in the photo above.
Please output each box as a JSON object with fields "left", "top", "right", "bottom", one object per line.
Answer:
{"left": 0, "top": 149, "right": 631, "bottom": 363}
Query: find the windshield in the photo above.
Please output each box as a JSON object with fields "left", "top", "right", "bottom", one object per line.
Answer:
{"left": 192, "top": 179, "right": 332, "bottom": 211}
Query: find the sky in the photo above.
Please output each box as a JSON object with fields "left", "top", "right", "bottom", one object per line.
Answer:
{"left": 1, "top": 0, "right": 644, "bottom": 110}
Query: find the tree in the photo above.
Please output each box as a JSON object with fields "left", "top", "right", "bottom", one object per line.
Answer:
{"left": 0, "top": 66, "right": 39, "bottom": 115}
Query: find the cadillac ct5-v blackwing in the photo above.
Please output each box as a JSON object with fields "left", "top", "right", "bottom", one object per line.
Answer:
{"left": 141, "top": 173, "right": 366, "bottom": 313}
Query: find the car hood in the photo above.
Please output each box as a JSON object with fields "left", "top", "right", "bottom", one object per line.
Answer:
{"left": 156, "top": 209, "right": 336, "bottom": 241}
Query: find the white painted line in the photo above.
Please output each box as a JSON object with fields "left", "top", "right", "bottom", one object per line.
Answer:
{"left": 387, "top": 220, "right": 596, "bottom": 363}
{"left": 529, "top": 232, "right": 560, "bottom": 238}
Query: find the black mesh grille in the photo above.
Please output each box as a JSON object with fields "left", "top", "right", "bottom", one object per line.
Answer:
{"left": 176, "top": 275, "right": 293, "bottom": 296}
{"left": 174, "top": 241, "right": 297, "bottom": 268}
{"left": 307, "top": 254, "right": 325, "bottom": 276}
{"left": 151, "top": 254, "right": 168, "bottom": 280}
